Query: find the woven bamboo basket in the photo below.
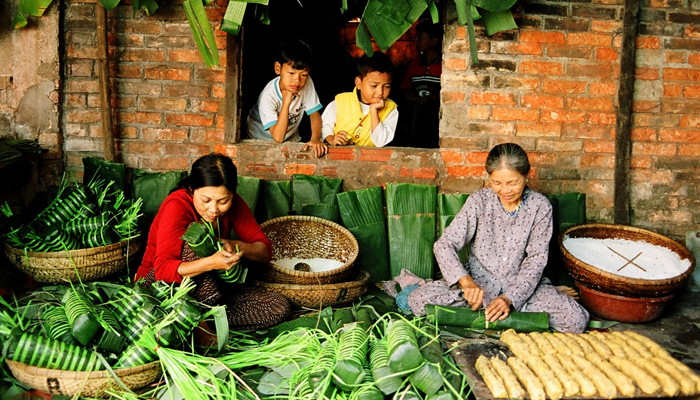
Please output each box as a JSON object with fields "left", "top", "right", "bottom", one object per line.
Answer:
{"left": 255, "top": 270, "right": 370, "bottom": 308}
{"left": 559, "top": 223, "right": 695, "bottom": 297}
{"left": 3, "top": 237, "right": 142, "bottom": 283}
{"left": 5, "top": 360, "right": 161, "bottom": 398}
{"left": 259, "top": 216, "right": 359, "bottom": 284}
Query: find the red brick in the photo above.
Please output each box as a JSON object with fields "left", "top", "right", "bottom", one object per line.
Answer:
{"left": 165, "top": 113, "right": 214, "bottom": 127}
{"left": 322, "top": 166, "right": 338, "bottom": 177}
{"left": 284, "top": 163, "right": 316, "bottom": 175}
{"left": 659, "top": 129, "right": 700, "bottom": 142}
{"left": 591, "top": 20, "right": 622, "bottom": 33}
{"left": 442, "top": 91, "right": 465, "bottom": 103}
{"left": 528, "top": 152, "right": 558, "bottom": 165}
{"left": 119, "top": 49, "right": 165, "bottom": 62}
{"left": 169, "top": 50, "right": 204, "bottom": 63}
{"left": 444, "top": 58, "right": 467, "bottom": 71}
{"left": 213, "top": 144, "right": 238, "bottom": 158}
{"left": 471, "top": 92, "right": 516, "bottom": 106}
{"left": 67, "top": 109, "right": 100, "bottom": 123}
{"left": 119, "top": 141, "right": 163, "bottom": 155}
{"left": 588, "top": 113, "right": 616, "bottom": 125}
{"left": 140, "top": 157, "right": 190, "bottom": 171}
{"left": 144, "top": 67, "right": 191, "bottom": 81}
{"left": 517, "top": 123, "right": 561, "bottom": 137}
{"left": 636, "top": 37, "right": 661, "bottom": 49}
{"left": 67, "top": 46, "right": 97, "bottom": 59}
{"left": 541, "top": 110, "right": 586, "bottom": 124}
{"left": 635, "top": 68, "right": 659, "bottom": 80}
{"left": 446, "top": 165, "right": 486, "bottom": 178}
{"left": 520, "top": 61, "right": 563, "bottom": 75}
{"left": 67, "top": 79, "right": 100, "bottom": 93}
{"left": 590, "top": 82, "right": 617, "bottom": 95}
{"left": 215, "top": 115, "right": 225, "bottom": 129}
{"left": 632, "top": 142, "right": 677, "bottom": 156}
{"left": 358, "top": 148, "right": 393, "bottom": 162}
{"left": 666, "top": 51, "right": 687, "bottom": 63}
{"left": 327, "top": 147, "right": 355, "bottom": 161}
{"left": 546, "top": 45, "right": 591, "bottom": 59}
{"left": 680, "top": 116, "right": 700, "bottom": 127}
{"left": 664, "top": 68, "right": 700, "bottom": 82}
{"left": 567, "top": 63, "right": 612, "bottom": 78}
{"left": 520, "top": 30, "right": 566, "bottom": 44}
{"left": 161, "top": 143, "right": 213, "bottom": 157}
{"left": 142, "top": 127, "right": 188, "bottom": 141}
{"left": 630, "top": 128, "right": 657, "bottom": 141}
{"left": 521, "top": 94, "right": 564, "bottom": 109}
{"left": 630, "top": 156, "right": 652, "bottom": 168}
{"left": 468, "top": 107, "right": 490, "bottom": 120}
{"left": 537, "top": 139, "right": 582, "bottom": 152}
{"left": 563, "top": 124, "right": 611, "bottom": 139}
{"left": 596, "top": 48, "right": 618, "bottom": 61}
{"left": 400, "top": 167, "right": 437, "bottom": 179}
{"left": 140, "top": 97, "right": 187, "bottom": 111}
{"left": 197, "top": 69, "right": 226, "bottom": 83}
{"left": 634, "top": 114, "right": 679, "bottom": 127}
{"left": 212, "top": 85, "right": 225, "bottom": 99}
{"left": 583, "top": 141, "right": 615, "bottom": 153}
{"left": 580, "top": 154, "right": 614, "bottom": 168}
{"left": 542, "top": 79, "right": 586, "bottom": 94}
{"left": 165, "top": 84, "right": 210, "bottom": 98}
{"left": 567, "top": 97, "right": 613, "bottom": 111}
{"left": 492, "top": 108, "right": 539, "bottom": 122}
{"left": 633, "top": 101, "right": 661, "bottom": 113}
{"left": 493, "top": 42, "right": 543, "bottom": 55}
{"left": 440, "top": 150, "right": 463, "bottom": 164}
{"left": 679, "top": 144, "right": 700, "bottom": 155}
{"left": 686, "top": 26, "right": 700, "bottom": 39}
{"left": 191, "top": 99, "right": 220, "bottom": 113}
{"left": 117, "top": 126, "right": 138, "bottom": 139}
{"left": 684, "top": 85, "right": 700, "bottom": 98}
{"left": 689, "top": 53, "right": 700, "bottom": 66}
{"left": 455, "top": 26, "right": 466, "bottom": 40}
{"left": 567, "top": 33, "right": 612, "bottom": 46}
{"left": 121, "top": 20, "right": 162, "bottom": 34}
{"left": 116, "top": 65, "right": 142, "bottom": 79}
{"left": 190, "top": 128, "right": 224, "bottom": 143}
{"left": 464, "top": 152, "right": 489, "bottom": 164}
{"left": 66, "top": 93, "right": 86, "bottom": 107}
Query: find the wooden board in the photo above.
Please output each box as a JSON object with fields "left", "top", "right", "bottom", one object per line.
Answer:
{"left": 447, "top": 337, "right": 700, "bottom": 400}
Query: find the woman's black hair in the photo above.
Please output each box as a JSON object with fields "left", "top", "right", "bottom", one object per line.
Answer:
{"left": 177, "top": 153, "right": 238, "bottom": 194}
{"left": 485, "top": 143, "right": 531, "bottom": 176}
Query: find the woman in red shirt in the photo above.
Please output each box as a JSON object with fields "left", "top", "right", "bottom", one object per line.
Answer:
{"left": 135, "top": 153, "right": 290, "bottom": 330}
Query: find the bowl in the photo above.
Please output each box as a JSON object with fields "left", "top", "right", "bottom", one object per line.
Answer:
{"left": 255, "top": 270, "right": 370, "bottom": 308}
{"left": 559, "top": 223, "right": 695, "bottom": 297}
{"left": 575, "top": 281, "right": 674, "bottom": 323}
{"left": 259, "top": 216, "right": 359, "bottom": 284}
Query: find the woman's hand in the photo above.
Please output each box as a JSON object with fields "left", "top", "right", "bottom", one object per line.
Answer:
{"left": 220, "top": 239, "right": 269, "bottom": 263}
{"left": 209, "top": 249, "right": 242, "bottom": 271}
{"left": 459, "top": 275, "right": 484, "bottom": 311}
{"left": 485, "top": 294, "right": 512, "bottom": 323}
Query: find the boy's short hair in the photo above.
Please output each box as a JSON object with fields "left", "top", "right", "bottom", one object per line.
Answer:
{"left": 357, "top": 53, "right": 394, "bottom": 79}
{"left": 276, "top": 39, "right": 313, "bottom": 70}
{"left": 415, "top": 19, "right": 443, "bottom": 40}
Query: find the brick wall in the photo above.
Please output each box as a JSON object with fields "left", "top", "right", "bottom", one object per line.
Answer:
{"left": 61, "top": 0, "right": 700, "bottom": 240}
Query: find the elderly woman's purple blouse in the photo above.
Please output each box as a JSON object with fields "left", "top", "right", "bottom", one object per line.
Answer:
{"left": 408, "top": 187, "right": 589, "bottom": 333}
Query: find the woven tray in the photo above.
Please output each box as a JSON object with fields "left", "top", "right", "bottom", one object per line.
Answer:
{"left": 3, "top": 237, "right": 142, "bottom": 283}
{"left": 255, "top": 270, "right": 370, "bottom": 308}
{"left": 5, "top": 360, "right": 161, "bottom": 398}
{"left": 559, "top": 223, "right": 695, "bottom": 297}
{"left": 260, "top": 216, "right": 359, "bottom": 284}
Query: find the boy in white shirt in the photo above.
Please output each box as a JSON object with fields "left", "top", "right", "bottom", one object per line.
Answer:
{"left": 321, "top": 53, "right": 399, "bottom": 148}
{"left": 246, "top": 40, "right": 327, "bottom": 157}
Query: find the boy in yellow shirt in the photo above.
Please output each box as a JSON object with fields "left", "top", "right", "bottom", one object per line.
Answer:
{"left": 321, "top": 53, "right": 399, "bottom": 147}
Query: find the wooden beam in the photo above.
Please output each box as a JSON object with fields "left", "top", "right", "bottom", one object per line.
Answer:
{"left": 96, "top": 3, "right": 115, "bottom": 162}
{"left": 224, "top": 31, "right": 243, "bottom": 143}
{"left": 614, "top": 0, "right": 641, "bottom": 225}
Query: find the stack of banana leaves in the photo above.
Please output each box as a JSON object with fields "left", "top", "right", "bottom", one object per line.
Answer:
{"left": 0, "top": 175, "right": 142, "bottom": 252}
{"left": 0, "top": 278, "right": 219, "bottom": 374}
{"left": 181, "top": 220, "right": 248, "bottom": 284}
{"left": 0, "top": 138, "right": 41, "bottom": 166}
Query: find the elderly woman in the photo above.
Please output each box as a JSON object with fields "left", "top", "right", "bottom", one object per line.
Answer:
{"left": 135, "top": 153, "right": 290, "bottom": 330}
{"left": 408, "top": 143, "right": 589, "bottom": 332}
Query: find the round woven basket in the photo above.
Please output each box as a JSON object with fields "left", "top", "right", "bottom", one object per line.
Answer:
{"left": 3, "top": 237, "right": 142, "bottom": 283}
{"left": 559, "top": 223, "right": 695, "bottom": 297}
{"left": 259, "top": 216, "right": 359, "bottom": 285}
{"left": 255, "top": 270, "right": 370, "bottom": 308}
{"left": 5, "top": 360, "right": 161, "bottom": 398}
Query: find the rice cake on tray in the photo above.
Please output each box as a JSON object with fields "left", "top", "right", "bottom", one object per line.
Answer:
{"left": 448, "top": 330, "right": 700, "bottom": 400}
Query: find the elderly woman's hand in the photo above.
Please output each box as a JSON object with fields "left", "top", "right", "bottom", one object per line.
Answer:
{"left": 458, "top": 275, "right": 484, "bottom": 311}
{"left": 485, "top": 294, "right": 512, "bottom": 323}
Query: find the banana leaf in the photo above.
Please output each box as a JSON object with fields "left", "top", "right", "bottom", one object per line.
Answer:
{"left": 181, "top": 221, "right": 219, "bottom": 258}
{"left": 355, "top": 20, "right": 374, "bottom": 57}
{"left": 0, "top": 142, "right": 22, "bottom": 166}
{"left": 359, "top": 0, "right": 428, "bottom": 53}
{"left": 98, "top": 0, "right": 120, "bottom": 11}
{"left": 258, "top": 180, "right": 291, "bottom": 222}
{"left": 438, "top": 194, "right": 470, "bottom": 265}
{"left": 184, "top": 0, "right": 220, "bottom": 68}
{"left": 337, "top": 187, "right": 389, "bottom": 282}
{"left": 83, "top": 157, "right": 127, "bottom": 194}
{"left": 18, "top": 0, "right": 54, "bottom": 17}
{"left": 4, "top": 331, "right": 102, "bottom": 371}
{"left": 220, "top": 0, "right": 247, "bottom": 35}
{"left": 237, "top": 175, "right": 263, "bottom": 215}
{"left": 386, "top": 183, "right": 436, "bottom": 279}
{"left": 425, "top": 305, "right": 549, "bottom": 332}
{"left": 479, "top": 8, "right": 517, "bottom": 36}
{"left": 131, "top": 0, "right": 158, "bottom": 16}
{"left": 132, "top": 169, "right": 187, "bottom": 230}
{"left": 292, "top": 174, "right": 343, "bottom": 222}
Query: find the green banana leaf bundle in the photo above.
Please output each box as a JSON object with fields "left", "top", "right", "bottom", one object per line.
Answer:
{"left": 3, "top": 331, "right": 102, "bottom": 371}
{"left": 180, "top": 221, "right": 220, "bottom": 259}
{"left": 292, "top": 174, "right": 342, "bottom": 223}
{"left": 386, "top": 183, "right": 436, "bottom": 280}
{"left": 437, "top": 193, "right": 470, "bottom": 265}
{"left": 337, "top": 187, "right": 390, "bottom": 283}
{"left": 425, "top": 305, "right": 549, "bottom": 332}
{"left": 237, "top": 175, "right": 263, "bottom": 215}
{"left": 258, "top": 180, "right": 291, "bottom": 222}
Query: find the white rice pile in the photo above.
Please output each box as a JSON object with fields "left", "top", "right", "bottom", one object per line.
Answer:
{"left": 562, "top": 237, "right": 691, "bottom": 280}
{"left": 273, "top": 257, "right": 344, "bottom": 273}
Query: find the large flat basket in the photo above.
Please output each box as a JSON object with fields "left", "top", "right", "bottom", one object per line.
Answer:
{"left": 3, "top": 237, "right": 142, "bottom": 283}
{"left": 260, "top": 216, "right": 359, "bottom": 284}
{"left": 5, "top": 360, "right": 161, "bottom": 398}
{"left": 255, "top": 270, "right": 370, "bottom": 308}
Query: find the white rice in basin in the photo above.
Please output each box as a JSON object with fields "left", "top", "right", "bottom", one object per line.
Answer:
{"left": 272, "top": 257, "right": 344, "bottom": 273}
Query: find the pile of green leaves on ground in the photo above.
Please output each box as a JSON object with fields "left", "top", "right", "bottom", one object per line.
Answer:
{"left": 0, "top": 139, "right": 41, "bottom": 166}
